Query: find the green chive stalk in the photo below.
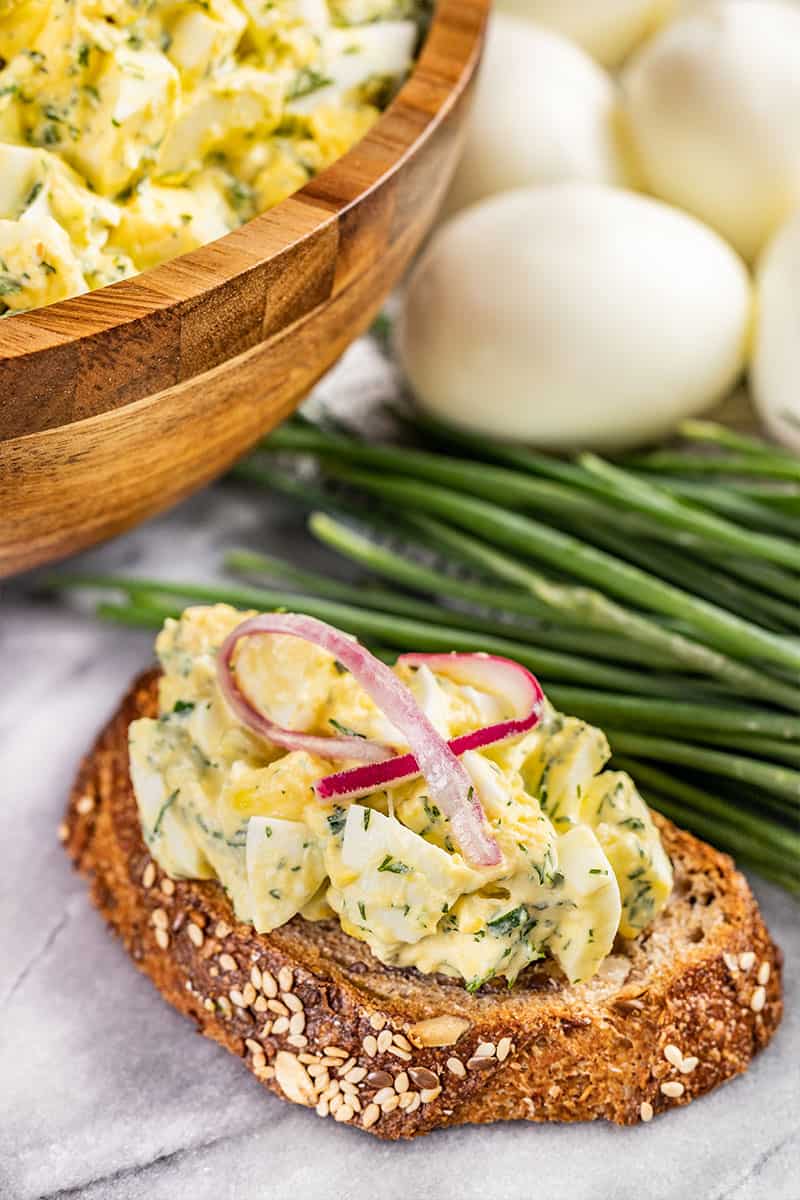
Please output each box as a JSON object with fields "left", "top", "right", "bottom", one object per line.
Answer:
{"left": 224, "top": 548, "right": 676, "bottom": 668}
{"left": 326, "top": 467, "right": 800, "bottom": 678}
{"left": 631, "top": 477, "right": 800, "bottom": 540}
{"left": 579, "top": 452, "right": 800, "bottom": 573}
{"left": 622, "top": 450, "right": 800, "bottom": 484}
{"left": 616, "top": 757, "right": 800, "bottom": 891}
{"left": 58, "top": 574, "right": 697, "bottom": 696}
{"left": 677, "top": 420, "right": 796, "bottom": 458}
{"left": 307, "top": 509, "right": 800, "bottom": 709}
{"left": 555, "top": 516, "right": 799, "bottom": 636}
{"left": 544, "top": 687, "right": 800, "bottom": 741}
{"left": 606, "top": 730, "right": 800, "bottom": 806}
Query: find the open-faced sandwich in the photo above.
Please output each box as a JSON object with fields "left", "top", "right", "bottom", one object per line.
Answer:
{"left": 64, "top": 605, "right": 783, "bottom": 1138}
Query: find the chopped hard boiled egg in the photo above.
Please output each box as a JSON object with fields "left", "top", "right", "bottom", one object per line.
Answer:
{"left": 129, "top": 604, "right": 672, "bottom": 989}
{"left": 328, "top": 804, "right": 476, "bottom": 946}
{"left": 113, "top": 177, "right": 236, "bottom": 272}
{"left": 582, "top": 771, "right": 673, "bottom": 937}
{"left": 545, "top": 825, "right": 621, "bottom": 984}
{"left": 128, "top": 718, "right": 214, "bottom": 880}
{"left": 247, "top": 816, "right": 326, "bottom": 932}
{"left": 0, "top": 0, "right": 420, "bottom": 314}
{"left": 70, "top": 47, "right": 181, "bottom": 197}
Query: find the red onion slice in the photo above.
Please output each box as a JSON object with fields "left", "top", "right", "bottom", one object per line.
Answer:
{"left": 315, "top": 652, "right": 545, "bottom": 812}
{"left": 217, "top": 615, "right": 391, "bottom": 763}
{"left": 217, "top": 616, "right": 501, "bottom": 867}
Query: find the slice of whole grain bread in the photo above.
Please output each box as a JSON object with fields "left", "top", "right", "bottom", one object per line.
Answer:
{"left": 62, "top": 671, "right": 783, "bottom": 1138}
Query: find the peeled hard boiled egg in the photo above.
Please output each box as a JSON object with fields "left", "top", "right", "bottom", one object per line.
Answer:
{"left": 752, "top": 211, "right": 800, "bottom": 452}
{"left": 495, "top": 0, "right": 676, "bottom": 66}
{"left": 398, "top": 184, "right": 751, "bottom": 451}
{"left": 622, "top": 0, "right": 800, "bottom": 262}
{"left": 443, "top": 16, "right": 629, "bottom": 218}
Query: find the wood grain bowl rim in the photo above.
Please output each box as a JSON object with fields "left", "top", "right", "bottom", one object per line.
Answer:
{"left": 0, "top": 0, "right": 488, "bottom": 390}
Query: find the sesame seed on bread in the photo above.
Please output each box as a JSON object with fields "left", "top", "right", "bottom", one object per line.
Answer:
{"left": 62, "top": 670, "right": 784, "bottom": 1138}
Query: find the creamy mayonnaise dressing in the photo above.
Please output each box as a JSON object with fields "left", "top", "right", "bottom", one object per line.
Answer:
{"left": 0, "top": 0, "right": 421, "bottom": 313}
{"left": 129, "top": 605, "right": 672, "bottom": 990}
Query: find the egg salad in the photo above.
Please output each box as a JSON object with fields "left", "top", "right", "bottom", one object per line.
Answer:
{"left": 129, "top": 605, "right": 673, "bottom": 990}
{"left": 0, "top": 0, "right": 423, "bottom": 314}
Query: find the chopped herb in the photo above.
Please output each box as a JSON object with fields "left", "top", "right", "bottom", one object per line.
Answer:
{"left": 263, "top": 825, "right": 272, "bottom": 838}
{"left": 620, "top": 816, "right": 645, "bottom": 831}
{"left": 466, "top": 968, "right": 496, "bottom": 994}
{"left": 589, "top": 867, "right": 608, "bottom": 876}
{"left": 358, "top": 901, "right": 366, "bottom": 921}
{"left": 487, "top": 905, "right": 527, "bottom": 938}
{"left": 362, "top": 808, "right": 371, "bottom": 831}
{"left": 329, "top": 717, "right": 366, "bottom": 739}
{"left": 422, "top": 797, "right": 441, "bottom": 822}
{"left": 326, "top": 807, "right": 346, "bottom": 836}
{"left": 227, "top": 179, "right": 253, "bottom": 210}
{"left": 39, "top": 261, "right": 56, "bottom": 275}
{"left": 172, "top": 700, "right": 195, "bottom": 714}
{"left": 269, "top": 888, "right": 281, "bottom": 900}
{"left": 377, "top": 855, "right": 410, "bottom": 874}
{"left": 288, "top": 66, "right": 333, "bottom": 100}
{"left": 152, "top": 789, "right": 178, "bottom": 837}
{"left": 24, "top": 181, "right": 43, "bottom": 208}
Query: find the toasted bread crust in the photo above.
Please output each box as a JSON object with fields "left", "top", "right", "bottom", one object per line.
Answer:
{"left": 63, "top": 672, "right": 783, "bottom": 1138}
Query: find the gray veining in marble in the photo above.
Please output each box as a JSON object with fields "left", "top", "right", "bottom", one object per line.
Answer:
{"left": 1, "top": 337, "right": 798, "bottom": 1200}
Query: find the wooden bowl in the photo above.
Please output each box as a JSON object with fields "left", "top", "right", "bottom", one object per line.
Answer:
{"left": 0, "top": 0, "right": 488, "bottom": 578}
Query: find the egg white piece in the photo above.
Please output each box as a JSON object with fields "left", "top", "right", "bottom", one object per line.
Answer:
{"left": 546, "top": 826, "right": 621, "bottom": 984}
{"left": 443, "top": 15, "right": 630, "bottom": 219}
{"left": 398, "top": 183, "right": 751, "bottom": 451}
{"left": 496, "top": 0, "right": 675, "bottom": 66}
{"left": 287, "top": 20, "right": 417, "bottom": 115}
{"left": 752, "top": 210, "right": 800, "bottom": 452}
{"left": 334, "top": 805, "right": 475, "bottom": 945}
{"left": 623, "top": 0, "right": 800, "bottom": 261}
{"left": 246, "top": 816, "right": 326, "bottom": 933}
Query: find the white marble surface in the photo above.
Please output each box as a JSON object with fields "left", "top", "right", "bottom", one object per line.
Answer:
{"left": 1, "top": 339, "right": 798, "bottom": 1200}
